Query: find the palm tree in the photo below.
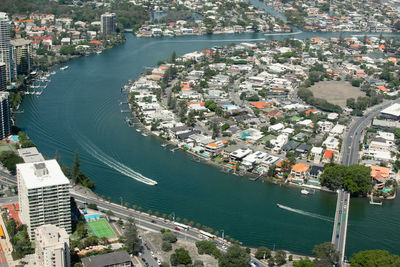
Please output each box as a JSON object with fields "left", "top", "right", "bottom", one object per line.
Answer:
{"left": 147, "top": 209, "right": 152, "bottom": 215}
{"left": 154, "top": 211, "right": 160, "bottom": 217}
{"left": 168, "top": 214, "right": 173, "bottom": 220}
{"left": 176, "top": 217, "right": 181, "bottom": 222}
{"left": 132, "top": 204, "right": 137, "bottom": 210}
{"left": 189, "top": 221, "right": 195, "bottom": 226}
{"left": 183, "top": 218, "right": 189, "bottom": 224}
{"left": 215, "top": 230, "right": 220, "bottom": 236}
{"left": 125, "top": 202, "right": 130, "bottom": 208}
{"left": 195, "top": 223, "right": 201, "bottom": 229}
{"left": 162, "top": 213, "right": 167, "bottom": 219}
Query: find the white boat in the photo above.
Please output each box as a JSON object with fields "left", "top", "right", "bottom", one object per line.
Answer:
{"left": 50, "top": 71, "right": 56, "bottom": 75}
{"left": 96, "top": 51, "right": 102, "bottom": 54}
{"left": 136, "top": 129, "right": 141, "bottom": 132}
{"left": 301, "top": 189, "right": 310, "bottom": 195}
{"left": 60, "top": 66, "right": 69, "bottom": 70}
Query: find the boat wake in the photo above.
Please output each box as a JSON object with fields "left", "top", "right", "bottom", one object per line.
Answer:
{"left": 77, "top": 135, "right": 158, "bottom": 186}
{"left": 277, "top": 204, "right": 333, "bottom": 222}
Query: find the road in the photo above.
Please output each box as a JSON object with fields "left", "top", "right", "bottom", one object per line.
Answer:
{"left": 342, "top": 99, "right": 400, "bottom": 166}
{"left": 331, "top": 189, "right": 350, "bottom": 266}
{"left": 70, "top": 191, "right": 267, "bottom": 267}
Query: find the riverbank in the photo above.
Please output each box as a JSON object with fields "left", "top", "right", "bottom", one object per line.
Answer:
{"left": 15, "top": 32, "right": 400, "bottom": 256}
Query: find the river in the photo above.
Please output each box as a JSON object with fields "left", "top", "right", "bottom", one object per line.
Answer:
{"left": 15, "top": 30, "right": 400, "bottom": 257}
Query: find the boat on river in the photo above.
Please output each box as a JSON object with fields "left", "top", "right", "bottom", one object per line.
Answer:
{"left": 301, "top": 189, "right": 310, "bottom": 195}
{"left": 60, "top": 66, "right": 69, "bottom": 70}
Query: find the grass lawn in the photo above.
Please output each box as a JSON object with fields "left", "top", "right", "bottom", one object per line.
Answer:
{"left": 87, "top": 219, "right": 115, "bottom": 238}
{"left": 0, "top": 143, "right": 11, "bottom": 153}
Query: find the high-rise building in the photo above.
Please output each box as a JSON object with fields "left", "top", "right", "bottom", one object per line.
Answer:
{"left": 101, "top": 13, "right": 116, "bottom": 35}
{"left": 0, "top": 92, "right": 11, "bottom": 140}
{"left": 35, "top": 224, "right": 70, "bottom": 267}
{"left": 11, "top": 39, "right": 33, "bottom": 76}
{"left": 0, "top": 63, "right": 6, "bottom": 91}
{"left": 17, "top": 160, "right": 71, "bottom": 239}
{"left": 0, "top": 12, "right": 16, "bottom": 82}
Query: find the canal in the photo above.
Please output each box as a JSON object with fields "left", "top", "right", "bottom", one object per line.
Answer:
{"left": 16, "top": 31, "right": 400, "bottom": 257}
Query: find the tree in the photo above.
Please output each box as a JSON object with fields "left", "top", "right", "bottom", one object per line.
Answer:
{"left": 219, "top": 244, "right": 251, "bottom": 267}
{"left": 172, "top": 51, "right": 177, "bottom": 63}
{"left": 351, "top": 79, "right": 361, "bottom": 87}
{"left": 106, "top": 210, "right": 114, "bottom": 219}
{"left": 170, "top": 248, "right": 192, "bottom": 266}
{"left": 320, "top": 164, "right": 371, "bottom": 196}
{"left": 55, "top": 150, "right": 60, "bottom": 163}
{"left": 312, "top": 242, "right": 339, "bottom": 267}
{"left": 162, "top": 231, "right": 177, "bottom": 243}
{"left": 0, "top": 151, "right": 23, "bottom": 175}
{"left": 72, "top": 151, "right": 80, "bottom": 182}
{"left": 293, "top": 257, "right": 313, "bottom": 267}
{"left": 196, "top": 240, "right": 221, "bottom": 259}
{"left": 255, "top": 246, "right": 271, "bottom": 259}
{"left": 274, "top": 250, "right": 287, "bottom": 265}
{"left": 162, "top": 241, "right": 172, "bottom": 252}
{"left": 123, "top": 221, "right": 141, "bottom": 255}
{"left": 350, "top": 250, "right": 400, "bottom": 267}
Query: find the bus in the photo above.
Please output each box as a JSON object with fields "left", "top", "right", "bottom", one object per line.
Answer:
{"left": 200, "top": 230, "right": 216, "bottom": 240}
{"left": 174, "top": 222, "right": 190, "bottom": 231}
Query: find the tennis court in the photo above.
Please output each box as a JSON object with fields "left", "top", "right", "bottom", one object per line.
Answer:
{"left": 87, "top": 219, "right": 115, "bottom": 238}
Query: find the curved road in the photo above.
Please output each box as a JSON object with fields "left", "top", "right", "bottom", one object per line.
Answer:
{"left": 342, "top": 99, "right": 400, "bottom": 166}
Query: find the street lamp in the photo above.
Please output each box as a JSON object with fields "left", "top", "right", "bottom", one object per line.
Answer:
{"left": 171, "top": 212, "right": 175, "bottom": 222}
{"left": 120, "top": 197, "right": 123, "bottom": 207}
{"left": 220, "top": 229, "right": 224, "bottom": 240}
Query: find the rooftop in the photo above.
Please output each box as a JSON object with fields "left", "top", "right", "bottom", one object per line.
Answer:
{"left": 18, "top": 147, "right": 45, "bottom": 163}
{"left": 17, "top": 159, "right": 70, "bottom": 189}
{"left": 381, "top": 103, "right": 400, "bottom": 117}
{"left": 291, "top": 163, "right": 310, "bottom": 173}
{"left": 81, "top": 250, "right": 131, "bottom": 267}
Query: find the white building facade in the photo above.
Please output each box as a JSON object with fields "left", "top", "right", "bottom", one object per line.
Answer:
{"left": 17, "top": 160, "right": 71, "bottom": 239}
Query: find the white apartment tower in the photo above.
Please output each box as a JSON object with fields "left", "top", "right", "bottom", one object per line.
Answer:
{"left": 101, "top": 13, "right": 116, "bottom": 35}
{"left": 17, "top": 160, "right": 71, "bottom": 239}
{"left": 0, "top": 12, "right": 16, "bottom": 82}
{"left": 35, "top": 224, "right": 70, "bottom": 267}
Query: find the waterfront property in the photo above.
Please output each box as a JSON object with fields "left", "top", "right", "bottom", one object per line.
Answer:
{"left": 15, "top": 31, "right": 400, "bottom": 256}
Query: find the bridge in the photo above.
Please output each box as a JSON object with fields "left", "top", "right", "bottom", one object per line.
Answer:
{"left": 331, "top": 189, "right": 350, "bottom": 266}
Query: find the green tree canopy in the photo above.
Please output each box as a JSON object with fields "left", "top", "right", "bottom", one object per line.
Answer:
{"left": 122, "top": 221, "right": 141, "bottom": 255}
{"left": 320, "top": 164, "right": 371, "bottom": 196}
{"left": 170, "top": 248, "right": 192, "bottom": 266}
{"left": 312, "top": 242, "right": 339, "bottom": 267}
{"left": 350, "top": 250, "right": 400, "bottom": 267}
{"left": 255, "top": 246, "right": 271, "bottom": 259}
{"left": 219, "top": 244, "right": 250, "bottom": 267}
{"left": 0, "top": 151, "right": 23, "bottom": 175}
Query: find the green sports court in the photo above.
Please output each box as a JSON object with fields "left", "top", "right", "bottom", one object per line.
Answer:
{"left": 87, "top": 219, "right": 115, "bottom": 238}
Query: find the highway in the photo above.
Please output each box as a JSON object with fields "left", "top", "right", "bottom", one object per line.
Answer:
{"left": 331, "top": 189, "right": 350, "bottom": 267}
{"left": 342, "top": 99, "right": 400, "bottom": 166}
